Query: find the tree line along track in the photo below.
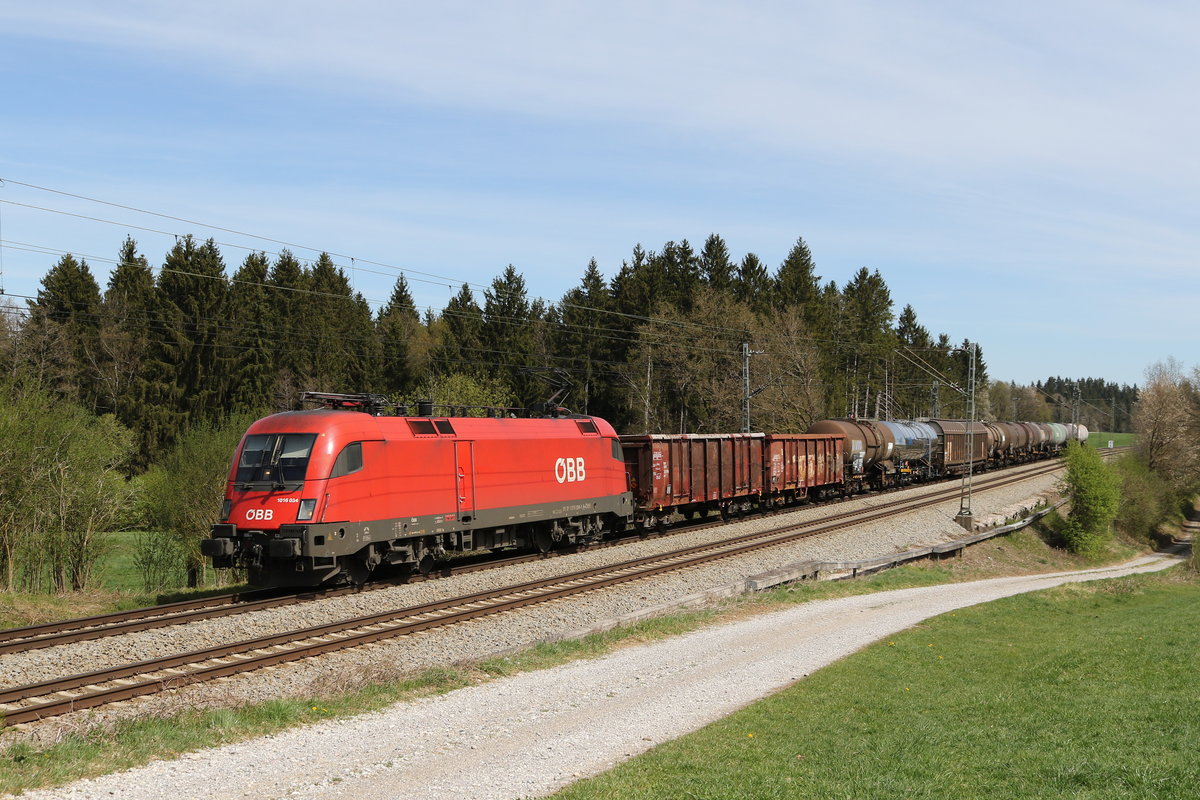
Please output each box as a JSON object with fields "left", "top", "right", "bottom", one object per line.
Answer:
{"left": 0, "top": 455, "right": 1070, "bottom": 657}
{"left": 0, "top": 459, "right": 1064, "bottom": 727}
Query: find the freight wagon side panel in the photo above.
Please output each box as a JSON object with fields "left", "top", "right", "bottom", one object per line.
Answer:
{"left": 620, "top": 434, "right": 765, "bottom": 511}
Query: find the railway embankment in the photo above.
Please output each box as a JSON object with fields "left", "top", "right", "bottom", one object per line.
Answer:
{"left": 6, "top": 463, "right": 1186, "bottom": 797}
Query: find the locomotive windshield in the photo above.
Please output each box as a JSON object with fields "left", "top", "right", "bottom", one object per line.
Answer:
{"left": 236, "top": 433, "right": 318, "bottom": 487}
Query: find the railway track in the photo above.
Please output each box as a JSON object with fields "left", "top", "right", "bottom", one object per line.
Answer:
{"left": 0, "top": 459, "right": 1063, "bottom": 727}
{"left": 0, "top": 455, "right": 1067, "bottom": 658}
{"left": 0, "top": 555, "right": 527, "bottom": 657}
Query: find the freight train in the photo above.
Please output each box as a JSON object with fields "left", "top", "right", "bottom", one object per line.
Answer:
{"left": 201, "top": 392, "right": 1087, "bottom": 588}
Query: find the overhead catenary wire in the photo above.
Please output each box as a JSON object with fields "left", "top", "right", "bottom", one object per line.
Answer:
{"left": 0, "top": 179, "right": 995, "bottom": 353}
{"left": 0, "top": 236, "right": 932, "bottom": 361}
{"left": 0, "top": 178, "right": 1012, "bottom": 412}
{"left": 0, "top": 183, "right": 773, "bottom": 340}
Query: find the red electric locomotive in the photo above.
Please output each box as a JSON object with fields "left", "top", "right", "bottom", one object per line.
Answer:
{"left": 202, "top": 394, "right": 633, "bottom": 587}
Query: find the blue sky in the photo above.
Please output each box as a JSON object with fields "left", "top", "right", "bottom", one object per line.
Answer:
{"left": 1, "top": 1, "right": 1195, "bottom": 388}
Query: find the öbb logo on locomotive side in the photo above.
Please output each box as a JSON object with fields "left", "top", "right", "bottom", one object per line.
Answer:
{"left": 554, "top": 457, "right": 586, "bottom": 484}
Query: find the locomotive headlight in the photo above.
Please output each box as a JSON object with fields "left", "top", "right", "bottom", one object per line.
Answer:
{"left": 297, "top": 498, "right": 317, "bottom": 521}
{"left": 221, "top": 499, "right": 231, "bottom": 521}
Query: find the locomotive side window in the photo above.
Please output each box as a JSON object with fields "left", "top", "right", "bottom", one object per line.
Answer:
{"left": 330, "top": 442, "right": 364, "bottom": 478}
{"left": 236, "top": 433, "right": 317, "bottom": 485}
{"left": 612, "top": 438, "right": 622, "bottom": 461}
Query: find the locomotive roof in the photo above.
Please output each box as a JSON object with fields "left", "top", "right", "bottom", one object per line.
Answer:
{"left": 244, "top": 409, "right": 619, "bottom": 440}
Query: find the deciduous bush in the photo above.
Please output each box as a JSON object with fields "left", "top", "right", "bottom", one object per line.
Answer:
{"left": 0, "top": 384, "right": 134, "bottom": 592}
{"left": 141, "top": 412, "right": 262, "bottom": 588}
{"left": 1112, "top": 454, "right": 1178, "bottom": 543}
{"left": 1061, "top": 441, "right": 1121, "bottom": 556}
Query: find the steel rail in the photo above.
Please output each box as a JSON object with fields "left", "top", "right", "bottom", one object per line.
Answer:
{"left": 0, "top": 453, "right": 1072, "bottom": 655}
{"left": 0, "top": 459, "right": 1063, "bottom": 726}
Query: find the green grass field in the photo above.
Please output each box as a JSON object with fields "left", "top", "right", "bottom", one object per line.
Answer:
{"left": 0, "top": 531, "right": 246, "bottom": 631}
{"left": 1090, "top": 431, "right": 1137, "bottom": 448}
{"left": 553, "top": 569, "right": 1199, "bottom": 799}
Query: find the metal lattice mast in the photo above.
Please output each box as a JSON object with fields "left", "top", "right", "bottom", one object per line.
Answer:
{"left": 957, "top": 342, "right": 977, "bottom": 522}
{"left": 742, "top": 342, "right": 750, "bottom": 433}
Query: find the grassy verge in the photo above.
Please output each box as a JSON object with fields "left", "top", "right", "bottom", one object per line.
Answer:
{"left": 0, "top": 613, "right": 722, "bottom": 795}
{"left": 553, "top": 568, "right": 1200, "bottom": 799}
{"left": 0, "top": 531, "right": 249, "bottom": 631}
{"left": 1090, "top": 431, "right": 1136, "bottom": 448}
{"left": 0, "top": 521, "right": 1180, "bottom": 794}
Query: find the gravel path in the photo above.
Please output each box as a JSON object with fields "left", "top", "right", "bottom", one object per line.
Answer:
{"left": 0, "top": 469, "right": 1063, "bottom": 744}
{"left": 11, "top": 550, "right": 1182, "bottom": 800}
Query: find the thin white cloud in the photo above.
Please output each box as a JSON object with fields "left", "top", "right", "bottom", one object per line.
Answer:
{"left": 4, "top": 1, "right": 1197, "bottom": 181}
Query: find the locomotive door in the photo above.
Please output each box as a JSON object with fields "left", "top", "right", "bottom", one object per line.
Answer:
{"left": 454, "top": 440, "right": 476, "bottom": 521}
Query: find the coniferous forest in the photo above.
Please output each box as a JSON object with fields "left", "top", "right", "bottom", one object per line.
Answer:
{"left": 0, "top": 233, "right": 1138, "bottom": 592}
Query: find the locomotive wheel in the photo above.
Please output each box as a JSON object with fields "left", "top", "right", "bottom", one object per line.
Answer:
{"left": 533, "top": 526, "right": 554, "bottom": 554}
{"left": 417, "top": 554, "right": 437, "bottom": 574}
{"left": 341, "top": 556, "right": 371, "bottom": 586}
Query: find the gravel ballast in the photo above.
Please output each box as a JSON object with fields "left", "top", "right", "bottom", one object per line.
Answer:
{"left": 0, "top": 470, "right": 1064, "bottom": 746}
{"left": 9, "top": 551, "right": 1182, "bottom": 800}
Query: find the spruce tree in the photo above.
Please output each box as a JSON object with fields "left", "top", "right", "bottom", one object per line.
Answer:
{"left": 434, "top": 283, "right": 485, "bottom": 378}
{"left": 377, "top": 274, "right": 425, "bottom": 395}
{"left": 654, "top": 240, "right": 702, "bottom": 313}
{"left": 839, "top": 267, "right": 894, "bottom": 418}
{"left": 774, "top": 237, "right": 821, "bottom": 315}
{"left": 100, "top": 238, "right": 159, "bottom": 465}
{"left": 309, "top": 253, "right": 357, "bottom": 391}
{"left": 346, "top": 291, "right": 381, "bottom": 392}
{"left": 556, "top": 258, "right": 621, "bottom": 419}
{"left": 699, "top": 234, "right": 736, "bottom": 293}
{"left": 154, "top": 236, "right": 229, "bottom": 430}
{"left": 266, "top": 249, "right": 312, "bottom": 401}
{"left": 733, "top": 253, "right": 773, "bottom": 315}
{"left": 610, "top": 243, "right": 666, "bottom": 328}
{"left": 480, "top": 265, "right": 536, "bottom": 402}
{"left": 24, "top": 253, "right": 103, "bottom": 408}
{"left": 226, "top": 252, "right": 274, "bottom": 413}
{"left": 893, "top": 303, "right": 932, "bottom": 417}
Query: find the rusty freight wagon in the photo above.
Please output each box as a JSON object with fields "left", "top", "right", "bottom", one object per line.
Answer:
{"left": 762, "top": 433, "right": 844, "bottom": 505}
{"left": 620, "top": 433, "right": 765, "bottom": 528}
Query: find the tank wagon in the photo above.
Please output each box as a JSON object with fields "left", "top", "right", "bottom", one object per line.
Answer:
{"left": 802, "top": 416, "right": 1084, "bottom": 490}
{"left": 805, "top": 418, "right": 939, "bottom": 490}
